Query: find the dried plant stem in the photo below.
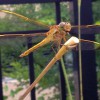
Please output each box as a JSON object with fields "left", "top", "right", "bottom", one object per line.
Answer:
{"left": 57, "top": 45, "right": 73, "bottom": 100}
{"left": 19, "top": 58, "right": 57, "bottom": 100}
{"left": 60, "top": 57, "right": 73, "bottom": 100}
{"left": 19, "top": 45, "right": 68, "bottom": 100}
{"left": 78, "top": 0, "right": 83, "bottom": 100}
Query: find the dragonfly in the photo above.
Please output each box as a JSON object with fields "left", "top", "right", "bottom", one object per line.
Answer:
{"left": 0, "top": 10, "right": 100, "bottom": 100}
{"left": 0, "top": 10, "right": 100, "bottom": 56}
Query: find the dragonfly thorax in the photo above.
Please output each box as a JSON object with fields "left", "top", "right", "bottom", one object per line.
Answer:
{"left": 59, "top": 22, "right": 71, "bottom": 32}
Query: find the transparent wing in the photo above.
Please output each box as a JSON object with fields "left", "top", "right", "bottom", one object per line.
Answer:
{"left": 0, "top": 33, "right": 46, "bottom": 48}
{"left": 0, "top": 33, "right": 46, "bottom": 38}
{"left": 0, "top": 9, "right": 50, "bottom": 34}
{"left": 0, "top": 10, "right": 50, "bottom": 28}
{"left": 74, "top": 39, "right": 100, "bottom": 50}
{"left": 72, "top": 24, "right": 100, "bottom": 28}
{"left": 71, "top": 24, "right": 100, "bottom": 35}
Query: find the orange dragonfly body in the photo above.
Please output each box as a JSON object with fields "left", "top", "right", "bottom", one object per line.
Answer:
{"left": 19, "top": 22, "right": 71, "bottom": 57}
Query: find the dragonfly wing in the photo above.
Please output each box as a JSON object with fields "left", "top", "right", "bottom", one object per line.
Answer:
{"left": 72, "top": 24, "right": 100, "bottom": 28}
{"left": 75, "top": 39, "right": 100, "bottom": 50}
{"left": 0, "top": 10, "right": 50, "bottom": 28}
{"left": 71, "top": 24, "right": 100, "bottom": 35}
{"left": 0, "top": 33, "right": 46, "bottom": 38}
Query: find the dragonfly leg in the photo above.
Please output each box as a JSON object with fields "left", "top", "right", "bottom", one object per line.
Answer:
{"left": 63, "top": 36, "right": 67, "bottom": 42}
{"left": 51, "top": 43, "right": 57, "bottom": 54}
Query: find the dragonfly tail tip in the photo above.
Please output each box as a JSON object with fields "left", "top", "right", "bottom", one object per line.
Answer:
{"left": 19, "top": 54, "right": 24, "bottom": 58}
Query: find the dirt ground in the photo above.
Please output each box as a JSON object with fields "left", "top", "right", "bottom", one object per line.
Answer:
{"left": 3, "top": 77, "right": 60, "bottom": 100}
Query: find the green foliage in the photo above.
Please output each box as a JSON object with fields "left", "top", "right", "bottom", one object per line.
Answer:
{"left": 9, "top": 62, "right": 28, "bottom": 80}
{"left": 95, "top": 21, "right": 100, "bottom": 85}
{"left": 3, "top": 96, "right": 8, "bottom": 100}
{"left": 3, "top": 85, "right": 9, "bottom": 92}
{"left": 0, "top": 1, "right": 100, "bottom": 99}
{"left": 60, "top": 2, "right": 70, "bottom": 22}
{"left": 92, "top": 0, "right": 100, "bottom": 87}
{"left": 35, "top": 64, "right": 59, "bottom": 89}
{"left": 92, "top": 0, "right": 100, "bottom": 22}
{"left": 38, "top": 96, "right": 44, "bottom": 100}
{"left": 10, "top": 87, "right": 23, "bottom": 97}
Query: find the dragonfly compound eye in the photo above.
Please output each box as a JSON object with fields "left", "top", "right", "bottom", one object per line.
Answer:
{"left": 64, "top": 22, "right": 71, "bottom": 32}
{"left": 59, "top": 22, "right": 66, "bottom": 27}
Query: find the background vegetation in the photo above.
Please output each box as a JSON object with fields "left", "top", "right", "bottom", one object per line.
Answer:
{"left": 0, "top": 0, "right": 100, "bottom": 99}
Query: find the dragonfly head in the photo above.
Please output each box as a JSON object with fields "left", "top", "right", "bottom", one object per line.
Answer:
{"left": 59, "top": 22, "right": 71, "bottom": 32}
